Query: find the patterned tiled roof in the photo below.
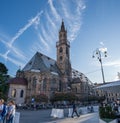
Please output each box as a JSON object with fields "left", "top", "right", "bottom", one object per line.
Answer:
{"left": 23, "top": 52, "right": 61, "bottom": 74}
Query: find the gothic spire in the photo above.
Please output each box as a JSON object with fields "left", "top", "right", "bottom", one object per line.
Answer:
{"left": 60, "top": 20, "right": 65, "bottom": 31}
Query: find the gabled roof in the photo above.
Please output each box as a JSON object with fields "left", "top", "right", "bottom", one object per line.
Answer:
{"left": 8, "top": 77, "right": 28, "bottom": 85}
{"left": 22, "top": 52, "right": 61, "bottom": 74}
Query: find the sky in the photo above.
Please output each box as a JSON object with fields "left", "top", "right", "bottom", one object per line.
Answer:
{"left": 0, "top": 0, "right": 120, "bottom": 83}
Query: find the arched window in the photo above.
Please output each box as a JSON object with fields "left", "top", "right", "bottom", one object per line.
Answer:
{"left": 59, "top": 56, "right": 63, "bottom": 61}
{"left": 43, "top": 78, "right": 47, "bottom": 91}
{"left": 66, "top": 47, "right": 68, "bottom": 54}
{"left": 59, "top": 47, "right": 63, "bottom": 53}
{"left": 12, "top": 89, "right": 16, "bottom": 97}
{"left": 74, "top": 87, "right": 77, "bottom": 93}
{"left": 33, "top": 77, "right": 37, "bottom": 88}
{"left": 63, "top": 33, "right": 66, "bottom": 39}
{"left": 20, "top": 90, "right": 24, "bottom": 98}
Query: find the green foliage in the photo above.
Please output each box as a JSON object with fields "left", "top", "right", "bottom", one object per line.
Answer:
{"left": 50, "top": 92, "right": 78, "bottom": 102}
{"left": 0, "top": 62, "right": 8, "bottom": 74}
{"left": 0, "top": 62, "right": 9, "bottom": 101}
{"left": 99, "top": 106, "right": 116, "bottom": 120}
{"left": 35, "top": 94, "right": 48, "bottom": 103}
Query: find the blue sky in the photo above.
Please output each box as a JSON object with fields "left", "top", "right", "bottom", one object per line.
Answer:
{"left": 0, "top": 0, "right": 120, "bottom": 83}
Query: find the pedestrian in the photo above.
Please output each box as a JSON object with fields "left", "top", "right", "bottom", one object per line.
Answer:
{"left": 71, "top": 101, "right": 80, "bottom": 118}
{"left": 0, "top": 99, "right": 4, "bottom": 123}
{"left": 6, "top": 100, "right": 16, "bottom": 123}
{"left": 1, "top": 101, "right": 8, "bottom": 123}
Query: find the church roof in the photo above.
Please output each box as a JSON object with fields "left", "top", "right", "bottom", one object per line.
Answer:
{"left": 23, "top": 52, "right": 61, "bottom": 74}
{"left": 72, "top": 69, "right": 93, "bottom": 85}
{"left": 8, "top": 77, "right": 28, "bottom": 85}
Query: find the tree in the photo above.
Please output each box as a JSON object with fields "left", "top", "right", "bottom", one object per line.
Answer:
{"left": 35, "top": 94, "right": 48, "bottom": 103}
{"left": 0, "top": 62, "right": 9, "bottom": 100}
{"left": 0, "top": 62, "right": 8, "bottom": 74}
{"left": 50, "top": 92, "right": 78, "bottom": 102}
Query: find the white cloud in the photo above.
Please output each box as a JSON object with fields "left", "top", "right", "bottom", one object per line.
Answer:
{"left": 48, "top": 0, "right": 61, "bottom": 21}
{"left": 10, "top": 11, "right": 43, "bottom": 45}
{"left": 8, "top": 57, "right": 25, "bottom": 68}
{"left": 76, "top": 0, "right": 86, "bottom": 12}
{"left": 0, "top": 38, "right": 27, "bottom": 61}
{"left": 45, "top": 11, "right": 57, "bottom": 30}
{"left": 60, "top": 1, "right": 70, "bottom": 19}
{"left": 37, "top": 32, "right": 50, "bottom": 51}
{"left": 33, "top": 15, "right": 41, "bottom": 30}
{"left": 30, "top": 41, "right": 44, "bottom": 54}
{"left": 0, "top": 51, "right": 24, "bottom": 67}
{"left": 0, "top": 11, "right": 43, "bottom": 65}
{"left": 100, "top": 41, "right": 104, "bottom": 46}
{"left": 0, "top": 50, "right": 10, "bottom": 61}
{"left": 104, "top": 60, "right": 120, "bottom": 67}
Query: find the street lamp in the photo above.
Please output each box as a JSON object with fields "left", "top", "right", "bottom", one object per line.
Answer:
{"left": 92, "top": 48, "right": 107, "bottom": 84}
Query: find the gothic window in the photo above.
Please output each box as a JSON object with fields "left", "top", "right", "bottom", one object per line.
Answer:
{"left": 59, "top": 47, "right": 63, "bottom": 53}
{"left": 75, "top": 87, "right": 77, "bottom": 93}
{"left": 59, "top": 34, "right": 62, "bottom": 39}
{"left": 12, "top": 89, "right": 16, "bottom": 97}
{"left": 60, "top": 34, "right": 62, "bottom": 37}
{"left": 59, "top": 56, "right": 63, "bottom": 61}
{"left": 59, "top": 80, "right": 62, "bottom": 92}
{"left": 51, "top": 78, "right": 56, "bottom": 85}
{"left": 20, "top": 90, "right": 24, "bottom": 98}
{"left": 66, "top": 47, "right": 68, "bottom": 54}
{"left": 43, "top": 78, "right": 47, "bottom": 91}
{"left": 33, "top": 77, "right": 37, "bottom": 88}
{"left": 64, "top": 33, "right": 66, "bottom": 38}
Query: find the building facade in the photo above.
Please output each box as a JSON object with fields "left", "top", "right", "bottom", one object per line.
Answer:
{"left": 8, "top": 21, "right": 94, "bottom": 104}
{"left": 94, "top": 80, "right": 120, "bottom": 103}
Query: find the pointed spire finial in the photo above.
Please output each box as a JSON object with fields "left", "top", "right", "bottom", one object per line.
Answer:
{"left": 61, "top": 19, "right": 65, "bottom": 31}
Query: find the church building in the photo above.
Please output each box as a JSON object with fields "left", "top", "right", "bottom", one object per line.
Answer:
{"left": 8, "top": 21, "right": 94, "bottom": 104}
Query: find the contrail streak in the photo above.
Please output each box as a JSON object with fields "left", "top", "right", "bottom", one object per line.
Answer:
{"left": 0, "top": 11, "right": 43, "bottom": 62}
{"left": 10, "top": 11, "right": 43, "bottom": 45}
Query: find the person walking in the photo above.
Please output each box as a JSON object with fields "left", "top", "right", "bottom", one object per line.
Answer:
{"left": 6, "top": 100, "right": 16, "bottom": 123}
{"left": 71, "top": 102, "right": 80, "bottom": 118}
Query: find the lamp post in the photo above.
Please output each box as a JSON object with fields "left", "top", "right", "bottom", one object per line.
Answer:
{"left": 92, "top": 48, "right": 107, "bottom": 84}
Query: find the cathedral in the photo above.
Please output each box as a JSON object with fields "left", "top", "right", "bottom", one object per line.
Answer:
{"left": 8, "top": 21, "right": 94, "bottom": 104}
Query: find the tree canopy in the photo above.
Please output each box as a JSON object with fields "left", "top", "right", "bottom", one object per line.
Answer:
{"left": 0, "top": 62, "right": 9, "bottom": 100}
{"left": 0, "top": 62, "right": 8, "bottom": 75}
{"left": 50, "top": 92, "right": 78, "bottom": 102}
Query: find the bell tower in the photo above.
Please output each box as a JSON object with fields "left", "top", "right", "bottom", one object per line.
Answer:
{"left": 56, "top": 21, "right": 72, "bottom": 91}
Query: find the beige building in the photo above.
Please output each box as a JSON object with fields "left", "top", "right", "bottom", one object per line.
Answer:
{"left": 94, "top": 80, "right": 120, "bottom": 103}
{"left": 8, "top": 21, "right": 94, "bottom": 104}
